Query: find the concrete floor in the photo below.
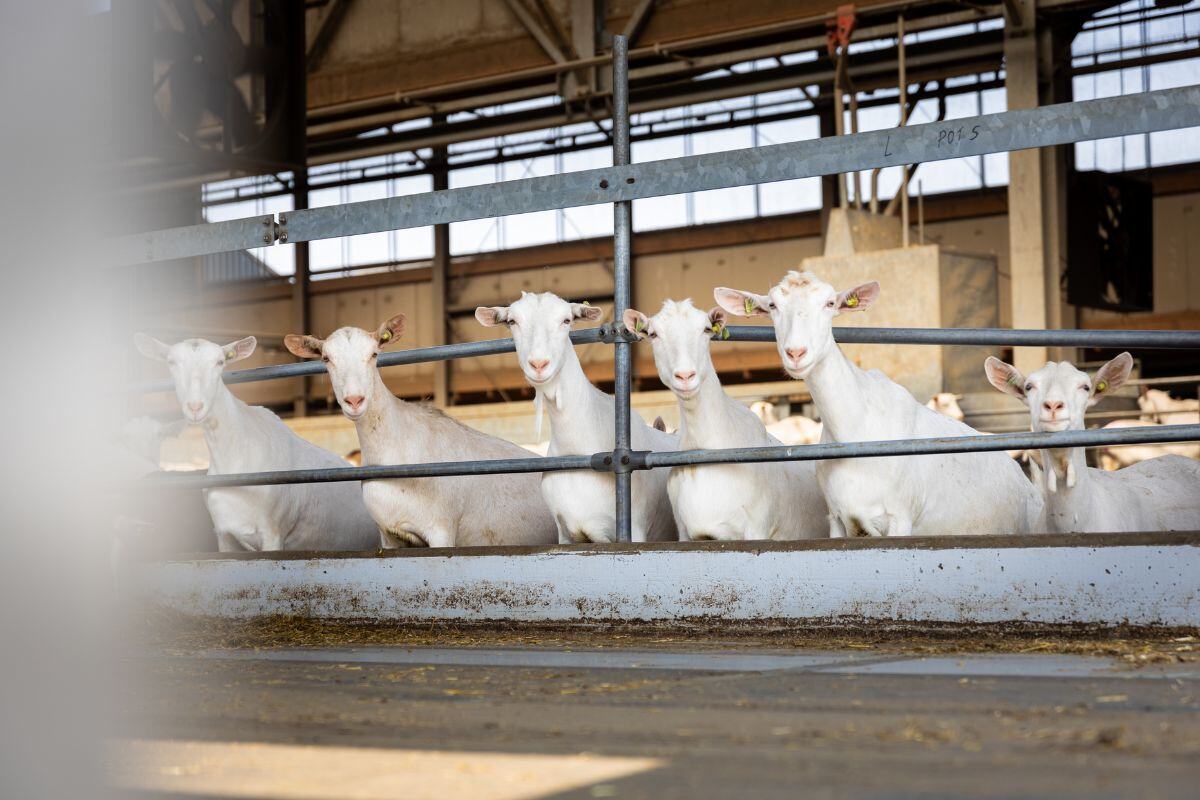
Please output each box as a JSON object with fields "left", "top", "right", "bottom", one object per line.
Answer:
{"left": 114, "top": 643, "right": 1200, "bottom": 799}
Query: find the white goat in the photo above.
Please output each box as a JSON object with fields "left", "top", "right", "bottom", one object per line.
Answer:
{"left": 986, "top": 353, "right": 1200, "bottom": 532}
{"left": 1099, "top": 419, "right": 1200, "bottom": 470}
{"left": 285, "top": 315, "right": 557, "bottom": 548}
{"left": 1096, "top": 389, "right": 1200, "bottom": 469}
{"left": 625, "top": 300, "right": 827, "bottom": 540}
{"left": 926, "top": 392, "right": 965, "bottom": 422}
{"left": 136, "top": 335, "right": 380, "bottom": 552}
{"left": 715, "top": 271, "right": 1042, "bottom": 537}
{"left": 476, "top": 292, "right": 678, "bottom": 543}
{"left": 109, "top": 416, "right": 215, "bottom": 560}
{"left": 115, "top": 416, "right": 186, "bottom": 477}
{"left": 750, "top": 401, "right": 824, "bottom": 446}
{"left": 1138, "top": 388, "right": 1199, "bottom": 425}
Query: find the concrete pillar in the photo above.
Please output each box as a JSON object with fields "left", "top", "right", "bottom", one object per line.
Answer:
{"left": 1040, "top": 24, "right": 1077, "bottom": 363}
{"left": 1004, "top": 0, "right": 1049, "bottom": 373}
{"left": 1005, "top": 2, "right": 1075, "bottom": 371}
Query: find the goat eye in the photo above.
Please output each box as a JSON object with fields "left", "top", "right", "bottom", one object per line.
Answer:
{"left": 1025, "top": 383, "right": 1033, "bottom": 392}
{"left": 1080, "top": 384, "right": 1090, "bottom": 392}
{"left": 562, "top": 319, "right": 571, "bottom": 326}
{"left": 647, "top": 331, "right": 657, "bottom": 339}
{"left": 826, "top": 299, "right": 836, "bottom": 308}
{"left": 321, "top": 356, "right": 331, "bottom": 364}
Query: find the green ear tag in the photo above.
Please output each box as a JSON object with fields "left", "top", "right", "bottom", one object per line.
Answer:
{"left": 225, "top": 349, "right": 236, "bottom": 360}
{"left": 582, "top": 300, "right": 591, "bottom": 306}
{"left": 380, "top": 330, "right": 391, "bottom": 342}
{"left": 634, "top": 318, "right": 645, "bottom": 333}
{"left": 743, "top": 297, "right": 756, "bottom": 315}
{"left": 1096, "top": 380, "right": 1107, "bottom": 393}
{"left": 845, "top": 294, "right": 859, "bottom": 308}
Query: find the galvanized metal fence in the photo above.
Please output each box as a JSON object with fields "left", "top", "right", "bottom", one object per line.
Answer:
{"left": 122, "top": 37, "right": 1200, "bottom": 542}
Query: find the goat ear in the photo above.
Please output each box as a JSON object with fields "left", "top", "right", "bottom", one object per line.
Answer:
{"left": 474, "top": 306, "right": 508, "bottom": 327}
{"left": 985, "top": 356, "right": 1027, "bottom": 401}
{"left": 570, "top": 302, "right": 603, "bottom": 322}
{"left": 714, "top": 287, "right": 770, "bottom": 317}
{"left": 836, "top": 281, "right": 880, "bottom": 313}
{"left": 708, "top": 306, "right": 730, "bottom": 339}
{"left": 134, "top": 333, "right": 170, "bottom": 362}
{"left": 222, "top": 336, "right": 256, "bottom": 364}
{"left": 376, "top": 313, "right": 406, "bottom": 346}
{"left": 1089, "top": 351, "right": 1132, "bottom": 406}
{"left": 284, "top": 334, "right": 323, "bottom": 359}
{"left": 622, "top": 309, "right": 649, "bottom": 340}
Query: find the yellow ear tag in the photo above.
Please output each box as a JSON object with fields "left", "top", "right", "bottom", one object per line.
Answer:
{"left": 582, "top": 300, "right": 591, "bottom": 306}
{"left": 380, "top": 330, "right": 391, "bottom": 342}
{"left": 1096, "top": 380, "right": 1107, "bottom": 393}
{"left": 743, "top": 297, "right": 756, "bottom": 315}
{"left": 225, "top": 349, "right": 236, "bottom": 360}
{"left": 721, "top": 327, "right": 731, "bottom": 340}
{"left": 845, "top": 294, "right": 859, "bottom": 308}
{"left": 633, "top": 318, "right": 645, "bottom": 333}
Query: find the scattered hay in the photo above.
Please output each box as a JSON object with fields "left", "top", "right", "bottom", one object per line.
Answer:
{"left": 130, "top": 607, "right": 1199, "bottom": 666}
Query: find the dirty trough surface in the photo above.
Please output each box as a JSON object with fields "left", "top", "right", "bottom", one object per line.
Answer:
{"left": 112, "top": 616, "right": 1200, "bottom": 799}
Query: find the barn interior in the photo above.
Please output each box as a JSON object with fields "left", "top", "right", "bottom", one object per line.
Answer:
{"left": 50, "top": 4, "right": 1200, "bottom": 798}
{"left": 107, "top": 0, "right": 1200, "bottom": 465}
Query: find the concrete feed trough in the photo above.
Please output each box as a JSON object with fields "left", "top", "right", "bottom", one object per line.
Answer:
{"left": 130, "top": 532, "right": 1200, "bottom": 627}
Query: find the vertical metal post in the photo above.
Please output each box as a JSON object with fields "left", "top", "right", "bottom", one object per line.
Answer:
{"left": 833, "top": 53, "right": 849, "bottom": 209}
{"left": 918, "top": 180, "right": 925, "bottom": 245}
{"left": 898, "top": 14, "right": 910, "bottom": 247}
{"left": 611, "top": 34, "right": 633, "bottom": 543}
{"left": 431, "top": 129, "right": 451, "bottom": 408}
{"left": 291, "top": 169, "right": 310, "bottom": 417}
{"left": 288, "top": 5, "right": 310, "bottom": 418}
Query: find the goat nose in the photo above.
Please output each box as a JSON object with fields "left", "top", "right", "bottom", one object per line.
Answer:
{"left": 187, "top": 402, "right": 203, "bottom": 414}
{"left": 344, "top": 395, "right": 364, "bottom": 409}
{"left": 785, "top": 347, "right": 807, "bottom": 362}
{"left": 1043, "top": 400, "right": 1064, "bottom": 413}
{"left": 528, "top": 358, "right": 550, "bottom": 372}
{"left": 674, "top": 370, "right": 696, "bottom": 384}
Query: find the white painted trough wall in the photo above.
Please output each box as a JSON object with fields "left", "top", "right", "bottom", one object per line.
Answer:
{"left": 131, "top": 535, "right": 1200, "bottom": 627}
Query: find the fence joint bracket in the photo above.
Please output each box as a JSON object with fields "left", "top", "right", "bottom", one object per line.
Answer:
{"left": 599, "top": 322, "right": 639, "bottom": 343}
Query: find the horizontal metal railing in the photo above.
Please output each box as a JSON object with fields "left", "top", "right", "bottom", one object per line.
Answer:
{"left": 109, "top": 84, "right": 1200, "bottom": 266}
{"left": 123, "top": 38, "right": 1200, "bottom": 541}
{"left": 146, "top": 425, "right": 1200, "bottom": 490}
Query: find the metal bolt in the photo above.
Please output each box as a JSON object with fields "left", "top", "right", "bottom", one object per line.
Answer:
{"left": 279, "top": 233, "right": 288, "bottom": 243}
{"left": 603, "top": 456, "right": 612, "bottom": 465}
{"left": 262, "top": 217, "right": 272, "bottom": 226}
{"left": 262, "top": 233, "right": 272, "bottom": 244}
{"left": 625, "top": 177, "right": 635, "bottom": 184}
{"left": 278, "top": 214, "right": 287, "bottom": 224}
{"left": 621, "top": 455, "right": 631, "bottom": 465}
{"left": 599, "top": 179, "right": 609, "bottom": 189}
